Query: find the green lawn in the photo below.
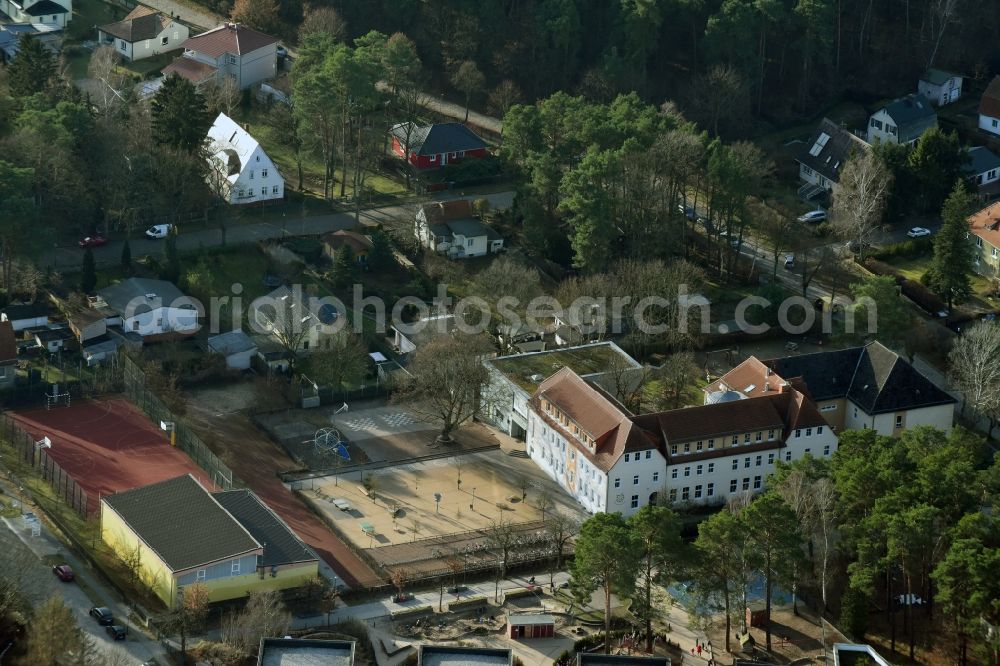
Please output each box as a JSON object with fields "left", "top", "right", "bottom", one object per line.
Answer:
{"left": 181, "top": 246, "right": 274, "bottom": 306}
{"left": 492, "top": 343, "right": 638, "bottom": 392}
{"left": 881, "top": 255, "right": 995, "bottom": 306}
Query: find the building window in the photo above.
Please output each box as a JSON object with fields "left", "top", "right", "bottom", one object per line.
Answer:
{"left": 231, "top": 561, "right": 241, "bottom": 575}
{"left": 162, "top": 36, "right": 168, "bottom": 45}
{"left": 756, "top": 455, "right": 762, "bottom": 467}
{"left": 614, "top": 477, "right": 620, "bottom": 488}
{"left": 994, "top": 118, "right": 999, "bottom": 128}
{"left": 631, "top": 495, "right": 639, "bottom": 508}
{"left": 653, "top": 472, "right": 659, "bottom": 482}
{"left": 633, "top": 475, "right": 639, "bottom": 485}
{"left": 895, "top": 415, "right": 903, "bottom": 428}
{"left": 731, "top": 435, "right": 738, "bottom": 445}
{"left": 994, "top": 247, "right": 999, "bottom": 258}
{"left": 731, "top": 459, "right": 738, "bottom": 471}
{"left": 767, "top": 429, "right": 775, "bottom": 440}
{"left": 744, "top": 433, "right": 751, "bottom": 443}
{"left": 768, "top": 453, "right": 775, "bottom": 464}
{"left": 683, "top": 466, "right": 690, "bottom": 477}
{"left": 795, "top": 429, "right": 801, "bottom": 438}
{"left": 976, "top": 237, "right": 983, "bottom": 248}
{"left": 196, "top": 570, "right": 206, "bottom": 581}
{"left": 707, "top": 483, "right": 715, "bottom": 497}
{"left": 786, "top": 451, "right": 792, "bottom": 461}
{"left": 805, "top": 448, "right": 811, "bottom": 455}
{"left": 870, "top": 118, "right": 883, "bottom": 130}
{"left": 696, "top": 441, "right": 703, "bottom": 451}
{"left": 119, "top": 40, "right": 127, "bottom": 51}
{"left": 744, "top": 457, "right": 751, "bottom": 468}
{"left": 682, "top": 487, "right": 689, "bottom": 501}
{"left": 707, "top": 463, "right": 714, "bottom": 473}
{"left": 261, "top": 187, "right": 267, "bottom": 196}
{"left": 262, "top": 169, "right": 268, "bottom": 178}
{"left": 683, "top": 443, "right": 690, "bottom": 453}
{"left": 742, "top": 477, "right": 750, "bottom": 491}
{"left": 229, "top": 54, "right": 236, "bottom": 64}
{"left": 730, "top": 479, "right": 737, "bottom": 492}
{"left": 671, "top": 469, "right": 677, "bottom": 479}
{"left": 670, "top": 444, "right": 677, "bottom": 455}
{"left": 467, "top": 239, "right": 474, "bottom": 247}
{"left": 754, "top": 476, "right": 762, "bottom": 489}
{"left": 707, "top": 439, "right": 715, "bottom": 450}
{"left": 821, "top": 405, "right": 837, "bottom": 412}
{"left": 817, "top": 426, "right": 824, "bottom": 434}
{"left": 646, "top": 450, "right": 652, "bottom": 459}
{"left": 696, "top": 464, "right": 702, "bottom": 475}
{"left": 694, "top": 485, "right": 703, "bottom": 499}
{"left": 806, "top": 427, "right": 812, "bottom": 436}
{"left": 802, "top": 165, "right": 814, "bottom": 176}
{"left": 669, "top": 488, "right": 677, "bottom": 502}
{"left": 824, "top": 445, "right": 831, "bottom": 456}
{"left": 624, "top": 453, "right": 629, "bottom": 462}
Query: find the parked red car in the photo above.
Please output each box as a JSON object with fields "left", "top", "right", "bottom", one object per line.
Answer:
{"left": 78, "top": 235, "right": 108, "bottom": 248}
{"left": 52, "top": 564, "right": 74, "bottom": 582}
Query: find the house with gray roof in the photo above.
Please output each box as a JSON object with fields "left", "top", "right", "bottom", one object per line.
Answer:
{"left": 417, "top": 645, "right": 512, "bottom": 666}
{"left": 965, "top": 146, "right": 1000, "bottom": 201}
{"left": 97, "top": 6, "right": 188, "bottom": 61}
{"left": 258, "top": 637, "right": 355, "bottom": 666}
{"left": 918, "top": 68, "right": 962, "bottom": 106}
{"left": 414, "top": 199, "right": 503, "bottom": 258}
{"left": 797, "top": 118, "right": 871, "bottom": 200}
{"left": 0, "top": 0, "right": 71, "bottom": 28}
{"left": 867, "top": 94, "right": 937, "bottom": 145}
{"left": 390, "top": 122, "right": 488, "bottom": 170}
{"left": 101, "top": 475, "right": 319, "bottom": 606}
{"left": 94, "top": 277, "right": 198, "bottom": 340}
{"left": 207, "top": 328, "right": 258, "bottom": 369}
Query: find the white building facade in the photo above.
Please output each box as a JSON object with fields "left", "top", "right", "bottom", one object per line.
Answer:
{"left": 206, "top": 113, "right": 284, "bottom": 204}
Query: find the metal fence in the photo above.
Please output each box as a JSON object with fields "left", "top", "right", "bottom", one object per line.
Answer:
{"left": 0, "top": 413, "right": 90, "bottom": 517}
{"left": 122, "top": 355, "right": 243, "bottom": 491}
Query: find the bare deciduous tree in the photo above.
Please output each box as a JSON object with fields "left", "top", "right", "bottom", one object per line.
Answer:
{"left": 221, "top": 589, "right": 293, "bottom": 657}
{"left": 830, "top": 151, "right": 892, "bottom": 261}
{"left": 690, "top": 64, "right": 749, "bottom": 136}
{"left": 657, "top": 352, "right": 699, "bottom": 410}
{"left": 299, "top": 5, "right": 347, "bottom": 42}
{"left": 949, "top": 321, "right": 1000, "bottom": 433}
{"left": 88, "top": 46, "right": 128, "bottom": 117}
{"left": 203, "top": 76, "right": 241, "bottom": 117}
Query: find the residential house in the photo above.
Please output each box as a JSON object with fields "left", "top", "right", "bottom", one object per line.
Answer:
{"left": 322, "top": 230, "right": 373, "bottom": 264}
{"left": 0, "top": 0, "right": 71, "bottom": 27}
{"left": 97, "top": 6, "right": 188, "bottom": 61}
{"left": 206, "top": 112, "right": 284, "bottom": 204}
{"left": 162, "top": 22, "right": 278, "bottom": 89}
{"left": 207, "top": 329, "right": 257, "bottom": 370}
{"left": 0, "top": 22, "right": 61, "bottom": 62}
{"left": 483, "top": 342, "right": 641, "bottom": 440}
{"left": 867, "top": 94, "right": 937, "bottom": 145}
{"left": 0, "top": 321, "right": 16, "bottom": 391}
{"left": 978, "top": 75, "right": 1000, "bottom": 137}
{"left": 1, "top": 303, "right": 49, "bottom": 333}
{"left": 390, "top": 122, "right": 488, "bottom": 170}
{"left": 797, "top": 118, "right": 871, "bottom": 199}
{"left": 417, "top": 646, "right": 512, "bottom": 666}
{"left": 257, "top": 638, "right": 355, "bottom": 665}
{"left": 965, "top": 146, "right": 1000, "bottom": 201}
{"left": 67, "top": 308, "right": 107, "bottom": 344}
{"left": 507, "top": 613, "right": 555, "bottom": 639}
{"left": 525, "top": 367, "right": 837, "bottom": 516}
{"left": 253, "top": 285, "right": 337, "bottom": 354}
{"left": 918, "top": 68, "right": 963, "bottom": 106}
{"left": 969, "top": 200, "right": 1000, "bottom": 276}
{"left": 715, "top": 341, "right": 956, "bottom": 436}
{"left": 100, "top": 474, "right": 318, "bottom": 606}
{"left": 391, "top": 313, "right": 455, "bottom": 355}
{"left": 93, "top": 278, "right": 199, "bottom": 340}
{"left": 414, "top": 199, "right": 504, "bottom": 258}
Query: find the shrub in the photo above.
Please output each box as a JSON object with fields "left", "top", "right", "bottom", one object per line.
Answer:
{"left": 840, "top": 587, "right": 869, "bottom": 640}
{"left": 869, "top": 237, "right": 933, "bottom": 260}
{"left": 900, "top": 278, "right": 945, "bottom": 314}
{"left": 862, "top": 258, "right": 903, "bottom": 283}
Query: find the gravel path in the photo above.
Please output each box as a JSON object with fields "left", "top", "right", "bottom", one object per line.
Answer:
{"left": 139, "top": 0, "right": 220, "bottom": 30}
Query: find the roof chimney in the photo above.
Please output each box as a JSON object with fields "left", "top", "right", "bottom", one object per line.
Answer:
{"left": 781, "top": 381, "right": 791, "bottom": 393}
{"left": 765, "top": 367, "right": 772, "bottom": 377}
{"left": 764, "top": 382, "right": 771, "bottom": 392}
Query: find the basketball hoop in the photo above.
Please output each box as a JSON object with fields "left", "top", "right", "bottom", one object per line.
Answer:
{"left": 34, "top": 436, "right": 51, "bottom": 452}
{"left": 45, "top": 384, "right": 70, "bottom": 410}
{"left": 334, "top": 402, "right": 349, "bottom": 414}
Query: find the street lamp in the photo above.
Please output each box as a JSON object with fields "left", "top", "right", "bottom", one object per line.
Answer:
{"left": 160, "top": 421, "right": 176, "bottom": 447}
{"left": 471, "top": 487, "right": 476, "bottom": 510}
{"left": 434, "top": 493, "right": 442, "bottom": 514}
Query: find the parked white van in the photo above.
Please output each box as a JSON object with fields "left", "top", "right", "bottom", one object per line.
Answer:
{"left": 144, "top": 224, "right": 174, "bottom": 239}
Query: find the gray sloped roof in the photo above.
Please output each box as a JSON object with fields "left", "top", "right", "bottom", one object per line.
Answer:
{"left": 390, "top": 122, "right": 486, "bottom": 156}
{"left": 97, "top": 278, "right": 191, "bottom": 317}
{"left": 881, "top": 94, "right": 937, "bottom": 143}
{"left": 24, "top": 0, "right": 69, "bottom": 15}
{"left": 102, "top": 475, "right": 261, "bottom": 572}
{"left": 921, "top": 68, "right": 959, "bottom": 86}
{"left": 208, "top": 329, "right": 257, "bottom": 356}
{"left": 767, "top": 341, "right": 954, "bottom": 414}
{"left": 966, "top": 146, "right": 1000, "bottom": 176}
{"left": 798, "top": 118, "right": 870, "bottom": 185}
{"left": 100, "top": 7, "right": 171, "bottom": 43}
{"left": 2, "top": 303, "right": 49, "bottom": 320}
{"left": 213, "top": 490, "right": 316, "bottom": 567}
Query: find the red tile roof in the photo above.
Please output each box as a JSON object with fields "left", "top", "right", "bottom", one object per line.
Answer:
{"left": 322, "top": 230, "right": 373, "bottom": 255}
{"left": 979, "top": 75, "right": 1000, "bottom": 119}
{"left": 181, "top": 22, "right": 278, "bottom": 58}
{"left": 968, "top": 201, "right": 1000, "bottom": 249}
{"left": 162, "top": 57, "right": 217, "bottom": 84}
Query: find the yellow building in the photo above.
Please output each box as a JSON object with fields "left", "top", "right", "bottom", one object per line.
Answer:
{"left": 969, "top": 201, "right": 1000, "bottom": 276}
{"left": 101, "top": 474, "right": 319, "bottom": 607}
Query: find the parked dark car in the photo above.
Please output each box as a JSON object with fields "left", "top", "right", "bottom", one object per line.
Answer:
{"left": 105, "top": 624, "right": 127, "bottom": 641}
{"left": 78, "top": 235, "right": 109, "bottom": 248}
{"left": 89, "top": 607, "right": 114, "bottom": 626}
{"left": 52, "top": 564, "right": 74, "bottom": 582}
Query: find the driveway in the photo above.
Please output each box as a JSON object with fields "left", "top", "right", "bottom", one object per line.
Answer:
{"left": 48, "top": 191, "right": 514, "bottom": 270}
{"left": 138, "top": 0, "right": 220, "bottom": 30}
{"left": 0, "top": 506, "right": 166, "bottom": 664}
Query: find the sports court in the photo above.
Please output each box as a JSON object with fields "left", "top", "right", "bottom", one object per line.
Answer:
{"left": 10, "top": 398, "right": 213, "bottom": 513}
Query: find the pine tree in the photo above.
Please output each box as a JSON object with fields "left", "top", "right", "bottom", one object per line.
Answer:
{"left": 24, "top": 596, "right": 92, "bottom": 666}
{"left": 80, "top": 248, "right": 96, "bottom": 294}
{"left": 330, "top": 245, "right": 356, "bottom": 289}
{"left": 926, "top": 180, "right": 977, "bottom": 309}
{"left": 6, "top": 36, "right": 56, "bottom": 97}
{"left": 151, "top": 74, "right": 211, "bottom": 152}
{"left": 121, "top": 239, "right": 132, "bottom": 276}
{"left": 161, "top": 232, "right": 181, "bottom": 283}
{"left": 366, "top": 228, "right": 394, "bottom": 271}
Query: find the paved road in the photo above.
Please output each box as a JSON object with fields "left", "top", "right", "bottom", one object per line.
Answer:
{"left": 48, "top": 191, "right": 514, "bottom": 270}
{"left": 0, "top": 499, "right": 166, "bottom": 664}
{"left": 375, "top": 82, "right": 503, "bottom": 135}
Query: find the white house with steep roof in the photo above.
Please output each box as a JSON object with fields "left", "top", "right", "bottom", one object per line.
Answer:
{"left": 0, "top": 0, "right": 71, "bottom": 27}
{"left": 206, "top": 113, "right": 283, "bottom": 204}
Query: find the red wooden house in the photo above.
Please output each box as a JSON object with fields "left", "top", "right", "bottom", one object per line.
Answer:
{"left": 390, "top": 122, "right": 488, "bottom": 170}
{"left": 507, "top": 613, "right": 555, "bottom": 639}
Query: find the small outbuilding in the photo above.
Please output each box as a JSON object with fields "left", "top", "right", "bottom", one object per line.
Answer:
{"left": 418, "top": 645, "right": 512, "bottom": 665}
{"left": 322, "top": 230, "right": 373, "bottom": 263}
{"left": 208, "top": 329, "right": 258, "bottom": 370}
{"left": 1, "top": 303, "right": 50, "bottom": 333}
{"left": 507, "top": 612, "right": 555, "bottom": 639}
{"left": 918, "top": 68, "right": 962, "bottom": 106}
